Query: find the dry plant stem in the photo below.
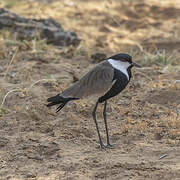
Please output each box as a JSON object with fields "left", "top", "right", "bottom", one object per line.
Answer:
{"left": 27, "top": 79, "right": 56, "bottom": 91}
{"left": 4, "top": 47, "right": 19, "bottom": 79}
{"left": 0, "top": 89, "right": 22, "bottom": 109}
{"left": 0, "top": 79, "right": 56, "bottom": 109}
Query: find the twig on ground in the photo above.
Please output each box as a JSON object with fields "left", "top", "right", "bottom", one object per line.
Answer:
{"left": 159, "top": 154, "right": 168, "bottom": 160}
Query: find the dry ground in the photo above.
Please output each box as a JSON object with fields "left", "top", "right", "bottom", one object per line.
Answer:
{"left": 0, "top": 0, "right": 180, "bottom": 179}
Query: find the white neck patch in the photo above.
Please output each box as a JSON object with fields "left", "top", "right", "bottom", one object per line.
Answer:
{"left": 108, "top": 59, "right": 131, "bottom": 80}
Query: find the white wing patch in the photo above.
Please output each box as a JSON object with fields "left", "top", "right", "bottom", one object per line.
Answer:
{"left": 108, "top": 59, "right": 130, "bottom": 80}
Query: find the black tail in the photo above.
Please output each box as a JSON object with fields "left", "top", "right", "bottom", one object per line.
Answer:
{"left": 47, "top": 94, "right": 78, "bottom": 113}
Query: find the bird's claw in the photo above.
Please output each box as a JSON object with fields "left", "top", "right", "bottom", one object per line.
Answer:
{"left": 106, "top": 143, "right": 115, "bottom": 149}
{"left": 99, "top": 143, "right": 106, "bottom": 149}
{"left": 98, "top": 143, "right": 115, "bottom": 149}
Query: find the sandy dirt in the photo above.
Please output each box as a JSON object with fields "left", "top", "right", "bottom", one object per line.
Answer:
{"left": 0, "top": 0, "right": 180, "bottom": 179}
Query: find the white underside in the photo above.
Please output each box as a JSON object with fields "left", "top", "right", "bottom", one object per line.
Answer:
{"left": 108, "top": 59, "right": 130, "bottom": 80}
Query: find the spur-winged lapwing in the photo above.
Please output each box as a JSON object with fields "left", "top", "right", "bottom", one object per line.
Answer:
{"left": 47, "top": 53, "right": 141, "bottom": 148}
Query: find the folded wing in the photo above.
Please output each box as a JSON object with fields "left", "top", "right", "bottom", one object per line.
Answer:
{"left": 61, "top": 61, "right": 114, "bottom": 99}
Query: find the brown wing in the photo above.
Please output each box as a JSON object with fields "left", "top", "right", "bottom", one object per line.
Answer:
{"left": 61, "top": 61, "right": 114, "bottom": 98}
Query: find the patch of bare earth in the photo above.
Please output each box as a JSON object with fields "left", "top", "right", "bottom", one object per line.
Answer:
{"left": 0, "top": 0, "right": 180, "bottom": 179}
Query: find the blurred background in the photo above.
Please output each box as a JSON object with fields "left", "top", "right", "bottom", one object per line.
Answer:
{"left": 1, "top": 0, "right": 180, "bottom": 58}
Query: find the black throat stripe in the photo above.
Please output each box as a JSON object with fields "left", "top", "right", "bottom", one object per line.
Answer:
{"left": 98, "top": 68, "right": 129, "bottom": 103}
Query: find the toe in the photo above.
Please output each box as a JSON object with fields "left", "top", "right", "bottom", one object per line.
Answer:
{"left": 106, "top": 144, "right": 115, "bottom": 149}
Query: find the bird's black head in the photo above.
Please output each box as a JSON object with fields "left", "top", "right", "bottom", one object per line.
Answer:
{"left": 108, "top": 53, "right": 141, "bottom": 68}
{"left": 108, "top": 53, "right": 132, "bottom": 64}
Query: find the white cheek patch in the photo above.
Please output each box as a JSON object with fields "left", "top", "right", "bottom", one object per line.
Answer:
{"left": 108, "top": 59, "right": 130, "bottom": 80}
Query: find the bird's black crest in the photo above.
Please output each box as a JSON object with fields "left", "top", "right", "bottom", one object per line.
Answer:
{"left": 108, "top": 53, "right": 132, "bottom": 63}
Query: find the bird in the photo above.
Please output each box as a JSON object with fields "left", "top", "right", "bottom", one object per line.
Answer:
{"left": 47, "top": 53, "right": 141, "bottom": 149}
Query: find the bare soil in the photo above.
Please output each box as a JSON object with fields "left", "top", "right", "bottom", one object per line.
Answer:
{"left": 0, "top": 0, "right": 180, "bottom": 179}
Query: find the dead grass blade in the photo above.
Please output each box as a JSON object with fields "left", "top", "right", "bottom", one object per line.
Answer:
{"left": 4, "top": 47, "right": 19, "bottom": 79}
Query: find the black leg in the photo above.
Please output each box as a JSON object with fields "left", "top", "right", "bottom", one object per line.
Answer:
{"left": 92, "top": 101, "right": 105, "bottom": 149}
{"left": 103, "top": 100, "right": 113, "bottom": 148}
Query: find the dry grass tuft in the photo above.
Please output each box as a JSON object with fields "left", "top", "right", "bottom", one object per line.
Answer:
{"left": 140, "top": 50, "right": 179, "bottom": 67}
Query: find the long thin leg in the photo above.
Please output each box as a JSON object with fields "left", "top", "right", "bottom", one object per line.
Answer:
{"left": 92, "top": 101, "right": 105, "bottom": 148}
{"left": 103, "top": 100, "right": 113, "bottom": 147}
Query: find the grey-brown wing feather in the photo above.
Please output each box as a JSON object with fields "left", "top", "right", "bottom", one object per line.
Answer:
{"left": 61, "top": 61, "right": 114, "bottom": 98}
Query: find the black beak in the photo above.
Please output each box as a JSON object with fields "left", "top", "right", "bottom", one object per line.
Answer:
{"left": 132, "top": 62, "right": 141, "bottom": 68}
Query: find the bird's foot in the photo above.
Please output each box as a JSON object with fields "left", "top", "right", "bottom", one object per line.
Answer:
{"left": 97, "top": 142, "right": 115, "bottom": 149}
{"left": 106, "top": 143, "right": 115, "bottom": 149}
{"left": 100, "top": 144, "right": 106, "bottom": 149}
{"left": 97, "top": 142, "right": 106, "bottom": 149}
